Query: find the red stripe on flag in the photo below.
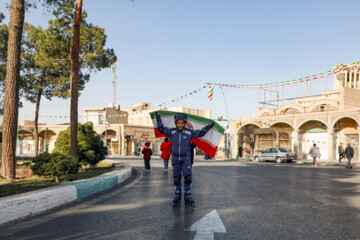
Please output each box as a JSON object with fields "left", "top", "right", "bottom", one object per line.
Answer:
{"left": 154, "top": 128, "right": 168, "bottom": 138}
{"left": 192, "top": 138, "right": 218, "bottom": 158}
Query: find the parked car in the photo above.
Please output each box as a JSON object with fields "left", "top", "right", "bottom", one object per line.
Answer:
{"left": 254, "top": 148, "right": 297, "bottom": 163}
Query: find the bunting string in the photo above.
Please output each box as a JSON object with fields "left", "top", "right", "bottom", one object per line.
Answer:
{"left": 16, "top": 61, "right": 360, "bottom": 120}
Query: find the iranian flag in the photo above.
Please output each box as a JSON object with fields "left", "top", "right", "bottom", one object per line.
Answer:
{"left": 100, "top": 117, "right": 110, "bottom": 127}
{"left": 351, "top": 62, "right": 357, "bottom": 68}
{"left": 286, "top": 81, "right": 291, "bottom": 85}
{"left": 150, "top": 111, "right": 225, "bottom": 158}
{"left": 334, "top": 68, "right": 340, "bottom": 74}
{"left": 299, "top": 78, "right": 304, "bottom": 82}
{"left": 281, "top": 82, "right": 285, "bottom": 86}
{"left": 342, "top": 65, "right": 350, "bottom": 71}
{"left": 306, "top": 76, "right": 311, "bottom": 81}
{"left": 326, "top": 70, "right": 332, "bottom": 76}
{"left": 292, "top": 79, "right": 297, "bottom": 84}
{"left": 270, "top": 83, "right": 274, "bottom": 87}
{"left": 275, "top": 82, "right": 279, "bottom": 87}
{"left": 319, "top": 73, "right": 325, "bottom": 78}
{"left": 312, "top": 75, "right": 317, "bottom": 80}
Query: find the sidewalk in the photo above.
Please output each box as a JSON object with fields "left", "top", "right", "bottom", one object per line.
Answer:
{"left": 0, "top": 160, "right": 132, "bottom": 226}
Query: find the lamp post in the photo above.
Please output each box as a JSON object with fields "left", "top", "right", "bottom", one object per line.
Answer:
{"left": 219, "top": 85, "right": 232, "bottom": 158}
{"left": 45, "top": 128, "right": 48, "bottom": 153}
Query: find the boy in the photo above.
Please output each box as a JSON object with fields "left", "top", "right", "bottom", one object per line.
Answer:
{"left": 155, "top": 112, "right": 214, "bottom": 207}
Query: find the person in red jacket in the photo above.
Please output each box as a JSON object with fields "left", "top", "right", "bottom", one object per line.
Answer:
{"left": 160, "top": 138, "right": 172, "bottom": 172}
{"left": 142, "top": 142, "right": 152, "bottom": 173}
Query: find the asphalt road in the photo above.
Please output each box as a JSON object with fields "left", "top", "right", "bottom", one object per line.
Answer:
{"left": 2, "top": 158, "right": 360, "bottom": 240}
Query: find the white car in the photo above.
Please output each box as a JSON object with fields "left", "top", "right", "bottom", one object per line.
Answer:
{"left": 254, "top": 148, "right": 297, "bottom": 163}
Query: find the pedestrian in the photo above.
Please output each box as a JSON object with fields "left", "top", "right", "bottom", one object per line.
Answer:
{"left": 344, "top": 143, "right": 354, "bottom": 169}
{"left": 309, "top": 143, "right": 320, "bottom": 167}
{"left": 155, "top": 111, "right": 214, "bottom": 207}
{"left": 338, "top": 143, "right": 344, "bottom": 163}
{"left": 138, "top": 147, "right": 141, "bottom": 157}
{"left": 142, "top": 142, "right": 152, "bottom": 173}
{"left": 190, "top": 142, "right": 196, "bottom": 166}
{"left": 238, "top": 145, "right": 243, "bottom": 158}
{"left": 160, "top": 138, "right": 171, "bottom": 172}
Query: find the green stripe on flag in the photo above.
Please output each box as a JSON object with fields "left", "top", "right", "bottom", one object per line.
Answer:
{"left": 149, "top": 110, "right": 225, "bottom": 133}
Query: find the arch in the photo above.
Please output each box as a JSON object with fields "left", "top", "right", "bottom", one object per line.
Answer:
{"left": 236, "top": 122, "right": 262, "bottom": 133}
{"left": 296, "top": 119, "right": 328, "bottom": 132}
{"left": 17, "top": 130, "right": 34, "bottom": 138}
{"left": 306, "top": 99, "right": 338, "bottom": 113}
{"left": 101, "top": 129, "right": 118, "bottom": 137}
{"left": 276, "top": 103, "right": 304, "bottom": 115}
{"left": 269, "top": 121, "right": 294, "bottom": 129}
{"left": 331, "top": 115, "right": 359, "bottom": 129}
{"left": 39, "top": 129, "right": 57, "bottom": 136}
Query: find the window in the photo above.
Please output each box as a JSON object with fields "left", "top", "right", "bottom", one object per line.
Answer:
{"left": 278, "top": 148, "right": 288, "bottom": 153}
{"left": 263, "top": 148, "right": 271, "bottom": 153}
{"left": 270, "top": 148, "right": 278, "bottom": 153}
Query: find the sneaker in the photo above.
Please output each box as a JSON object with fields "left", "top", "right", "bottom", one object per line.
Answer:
{"left": 164, "top": 169, "right": 168, "bottom": 172}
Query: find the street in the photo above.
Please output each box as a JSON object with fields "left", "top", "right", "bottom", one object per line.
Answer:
{"left": 2, "top": 158, "right": 360, "bottom": 240}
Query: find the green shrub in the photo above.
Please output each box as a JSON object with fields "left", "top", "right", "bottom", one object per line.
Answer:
{"left": 53, "top": 122, "right": 107, "bottom": 167}
{"left": 31, "top": 152, "right": 79, "bottom": 182}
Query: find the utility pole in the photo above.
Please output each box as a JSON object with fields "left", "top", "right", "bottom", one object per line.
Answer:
{"left": 111, "top": 62, "right": 117, "bottom": 105}
{"left": 70, "top": 0, "right": 83, "bottom": 158}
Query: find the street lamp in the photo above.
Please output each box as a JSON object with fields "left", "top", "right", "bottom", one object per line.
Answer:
{"left": 205, "top": 82, "right": 235, "bottom": 158}
{"left": 217, "top": 118, "right": 233, "bottom": 158}
{"left": 45, "top": 128, "right": 48, "bottom": 153}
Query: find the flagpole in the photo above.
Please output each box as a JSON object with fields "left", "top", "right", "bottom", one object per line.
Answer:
{"left": 219, "top": 85, "right": 231, "bottom": 158}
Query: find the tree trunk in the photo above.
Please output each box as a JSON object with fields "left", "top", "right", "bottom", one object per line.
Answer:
{"left": 55, "top": 175, "right": 60, "bottom": 183}
{"left": 34, "top": 89, "right": 43, "bottom": 157}
{"left": 70, "top": 0, "right": 83, "bottom": 159}
{"left": 1, "top": 0, "right": 25, "bottom": 180}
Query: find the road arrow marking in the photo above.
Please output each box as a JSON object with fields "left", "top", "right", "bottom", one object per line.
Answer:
{"left": 185, "top": 210, "right": 227, "bottom": 240}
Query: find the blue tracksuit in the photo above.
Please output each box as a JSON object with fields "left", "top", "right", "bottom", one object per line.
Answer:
{"left": 156, "top": 114, "right": 213, "bottom": 191}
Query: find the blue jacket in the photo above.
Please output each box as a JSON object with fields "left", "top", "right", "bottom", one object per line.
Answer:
{"left": 156, "top": 114, "right": 213, "bottom": 161}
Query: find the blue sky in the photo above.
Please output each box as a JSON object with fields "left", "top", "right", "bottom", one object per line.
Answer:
{"left": 1, "top": 0, "right": 360, "bottom": 124}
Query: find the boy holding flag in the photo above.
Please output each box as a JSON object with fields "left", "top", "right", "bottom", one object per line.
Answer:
{"left": 154, "top": 111, "right": 214, "bottom": 207}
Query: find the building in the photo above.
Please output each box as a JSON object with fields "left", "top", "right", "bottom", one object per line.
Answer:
{"left": 7, "top": 103, "right": 212, "bottom": 157}
{"left": 230, "top": 62, "right": 360, "bottom": 162}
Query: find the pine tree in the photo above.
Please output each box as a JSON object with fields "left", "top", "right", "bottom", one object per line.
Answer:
{"left": 1, "top": 0, "right": 66, "bottom": 180}
{"left": 21, "top": 2, "right": 116, "bottom": 156}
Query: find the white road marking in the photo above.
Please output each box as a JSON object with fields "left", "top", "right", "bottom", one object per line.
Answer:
{"left": 185, "top": 210, "right": 227, "bottom": 240}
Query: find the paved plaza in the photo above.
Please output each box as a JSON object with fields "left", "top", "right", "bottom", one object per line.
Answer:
{"left": 2, "top": 158, "right": 360, "bottom": 240}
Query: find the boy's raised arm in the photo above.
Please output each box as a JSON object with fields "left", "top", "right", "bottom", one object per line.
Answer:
{"left": 191, "top": 121, "right": 215, "bottom": 139}
{"left": 155, "top": 112, "right": 172, "bottom": 137}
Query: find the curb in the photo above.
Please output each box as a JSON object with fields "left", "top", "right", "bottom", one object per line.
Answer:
{"left": 0, "top": 160, "right": 132, "bottom": 226}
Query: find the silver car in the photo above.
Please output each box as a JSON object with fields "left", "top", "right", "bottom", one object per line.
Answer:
{"left": 254, "top": 148, "right": 297, "bottom": 163}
